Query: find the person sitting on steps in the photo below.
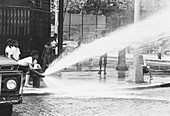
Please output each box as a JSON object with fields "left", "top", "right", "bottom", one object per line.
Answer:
{"left": 139, "top": 55, "right": 153, "bottom": 82}
{"left": 98, "top": 30, "right": 108, "bottom": 75}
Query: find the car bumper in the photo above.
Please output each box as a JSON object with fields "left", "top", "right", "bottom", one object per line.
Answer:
{"left": 0, "top": 95, "right": 22, "bottom": 104}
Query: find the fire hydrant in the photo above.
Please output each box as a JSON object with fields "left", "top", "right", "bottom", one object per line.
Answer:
{"left": 32, "top": 63, "right": 42, "bottom": 88}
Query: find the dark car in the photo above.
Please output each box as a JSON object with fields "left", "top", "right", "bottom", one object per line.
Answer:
{"left": 0, "top": 56, "right": 23, "bottom": 116}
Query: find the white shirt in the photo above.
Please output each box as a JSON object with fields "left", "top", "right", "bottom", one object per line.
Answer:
{"left": 5, "top": 46, "right": 13, "bottom": 59}
{"left": 12, "top": 46, "right": 21, "bottom": 61}
{"left": 17, "top": 57, "right": 33, "bottom": 66}
{"left": 55, "top": 47, "right": 58, "bottom": 55}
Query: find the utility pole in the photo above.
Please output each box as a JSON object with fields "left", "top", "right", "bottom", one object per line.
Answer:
{"left": 58, "top": 0, "right": 64, "bottom": 56}
{"left": 133, "top": 0, "right": 144, "bottom": 83}
{"left": 134, "top": 0, "right": 140, "bottom": 23}
{"left": 116, "top": 12, "right": 128, "bottom": 71}
{"left": 54, "top": 0, "right": 59, "bottom": 34}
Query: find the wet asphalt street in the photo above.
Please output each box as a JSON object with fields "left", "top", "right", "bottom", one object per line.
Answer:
{"left": 13, "top": 87, "right": 170, "bottom": 116}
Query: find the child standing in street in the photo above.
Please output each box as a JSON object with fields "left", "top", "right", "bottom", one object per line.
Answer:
{"left": 98, "top": 30, "right": 107, "bottom": 75}
{"left": 98, "top": 53, "right": 107, "bottom": 75}
{"left": 41, "top": 41, "right": 53, "bottom": 71}
{"left": 157, "top": 46, "right": 162, "bottom": 59}
{"left": 76, "top": 40, "right": 82, "bottom": 70}
{"left": 51, "top": 36, "right": 57, "bottom": 59}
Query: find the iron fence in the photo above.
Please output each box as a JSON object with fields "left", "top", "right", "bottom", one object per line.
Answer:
{"left": 55, "top": 9, "right": 134, "bottom": 44}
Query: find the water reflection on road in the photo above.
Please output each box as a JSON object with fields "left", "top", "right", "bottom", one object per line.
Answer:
{"left": 43, "top": 70, "right": 135, "bottom": 98}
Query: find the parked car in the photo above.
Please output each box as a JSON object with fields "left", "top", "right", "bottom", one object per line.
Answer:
{"left": 0, "top": 56, "right": 23, "bottom": 116}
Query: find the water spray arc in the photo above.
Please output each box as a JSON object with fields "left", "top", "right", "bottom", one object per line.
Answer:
{"left": 43, "top": 1, "right": 170, "bottom": 76}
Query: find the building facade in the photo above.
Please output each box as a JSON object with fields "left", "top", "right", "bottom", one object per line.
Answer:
{"left": 0, "top": 0, "right": 51, "bottom": 59}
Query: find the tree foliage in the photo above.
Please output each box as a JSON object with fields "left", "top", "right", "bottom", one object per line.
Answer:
{"left": 65, "top": 0, "right": 134, "bottom": 15}
{"left": 66, "top": 1, "right": 84, "bottom": 14}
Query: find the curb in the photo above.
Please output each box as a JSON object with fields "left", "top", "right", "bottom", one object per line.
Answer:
{"left": 128, "top": 82, "right": 170, "bottom": 90}
{"left": 23, "top": 92, "right": 51, "bottom": 96}
{"left": 23, "top": 87, "right": 51, "bottom": 96}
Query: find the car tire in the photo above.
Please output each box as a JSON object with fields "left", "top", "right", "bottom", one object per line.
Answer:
{"left": 0, "top": 104, "right": 13, "bottom": 116}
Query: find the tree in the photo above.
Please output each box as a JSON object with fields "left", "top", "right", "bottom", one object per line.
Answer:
{"left": 66, "top": 2, "right": 83, "bottom": 14}
{"left": 82, "top": 0, "right": 133, "bottom": 15}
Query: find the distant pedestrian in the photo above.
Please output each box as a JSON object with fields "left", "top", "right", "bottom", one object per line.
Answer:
{"left": 12, "top": 40, "right": 21, "bottom": 61}
{"left": 98, "top": 30, "right": 107, "bottom": 75}
{"left": 76, "top": 40, "right": 82, "bottom": 70}
{"left": 157, "top": 46, "right": 162, "bottom": 59}
{"left": 5, "top": 38, "right": 13, "bottom": 59}
{"left": 89, "top": 58, "right": 93, "bottom": 67}
{"left": 98, "top": 53, "right": 107, "bottom": 75}
{"left": 51, "top": 33, "right": 58, "bottom": 58}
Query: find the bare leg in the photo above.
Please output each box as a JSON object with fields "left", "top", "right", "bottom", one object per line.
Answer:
{"left": 104, "top": 64, "right": 107, "bottom": 75}
{"left": 104, "top": 55, "right": 107, "bottom": 75}
{"left": 24, "top": 74, "right": 31, "bottom": 87}
{"left": 98, "top": 57, "right": 102, "bottom": 74}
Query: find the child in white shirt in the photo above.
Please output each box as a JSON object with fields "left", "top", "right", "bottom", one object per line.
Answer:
{"left": 5, "top": 39, "right": 13, "bottom": 59}
{"left": 12, "top": 40, "right": 21, "bottom": 61}
{"left": 18, "top": 50, "right": 44, "bottom": 87}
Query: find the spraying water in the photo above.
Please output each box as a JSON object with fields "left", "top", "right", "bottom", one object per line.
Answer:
{"left": 44, "top": 3, "right": 170, "bottom": 76}
{"left": 41, "top": 1, "right": 170, "bottom": 97}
